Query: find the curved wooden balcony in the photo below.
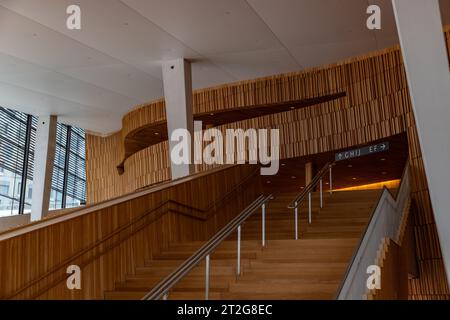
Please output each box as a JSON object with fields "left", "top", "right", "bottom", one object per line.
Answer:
{"left": 117, "top": 92, "right": 346, "bottom": 174}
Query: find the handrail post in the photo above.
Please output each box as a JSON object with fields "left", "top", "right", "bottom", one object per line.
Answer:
{"left": 308, "top": 192, "right": 312, "bottom": 224}
{"left": 329, "top": 166, "right": 333, "bottom": 195}
{"left": 237, "top": 225, "right": 241, "bottom": 276}
{"left": 262, "top": 203, "right": 266, "bottom": 247}
{"left": 205, "top": 254, "right": 210, "bottom": 300}
{"left": 143, "top": 195, "right": 272, "bottom": 301}
{"left": 294, "top": 202, "right": 298, "bottom": 240}
{"left": 320, "top": 178, "right": 323, "bottom": 209}
{"left": 163, "top": 293, "right": 168, "bottom": 300}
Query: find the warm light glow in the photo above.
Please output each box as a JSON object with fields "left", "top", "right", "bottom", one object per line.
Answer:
{"left": 334, "top": 179, "right": 400, "bottom": 191}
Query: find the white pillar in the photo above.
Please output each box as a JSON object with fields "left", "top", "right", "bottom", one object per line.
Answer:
{"left": 31, "top": 115, "right": 57, "bottom": 221}
{"left": 162, "top": 59, "right": 195, "bottom": 180}
{"left": 392, "top": 0, "right": 450, "bottom": 283}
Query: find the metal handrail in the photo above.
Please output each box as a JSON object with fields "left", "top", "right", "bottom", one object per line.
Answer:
{"left": 288, "top": 162, "right": 334, "bottom": 209}
{"left": 335, "top": 160, "right": 410, "bottom": 299}
{"left": 143, "top": 194, "right": 273, "bottom": 300}
{"left": 287, "top": 162, "right": 335, "bottom": 239}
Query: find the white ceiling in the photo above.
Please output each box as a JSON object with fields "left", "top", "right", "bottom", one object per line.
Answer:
{"left": 0, "top": 0, "right": 448, "bottom": 134}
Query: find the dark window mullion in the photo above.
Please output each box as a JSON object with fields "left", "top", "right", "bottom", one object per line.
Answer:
{"left": 61, "top": 125, "right": 72, "bottom": 209}
{"left": 18, "top": 114, "right": 32, "bottom": 214}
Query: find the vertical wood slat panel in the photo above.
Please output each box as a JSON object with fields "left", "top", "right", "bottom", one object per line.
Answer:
{"left": 83, "top": 28, "right": 450, "bottom": 300}
{"left": 0, "top": 165, "right": 261, "bottom": 300}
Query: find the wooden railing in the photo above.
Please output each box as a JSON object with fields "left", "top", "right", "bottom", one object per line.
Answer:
{"left": 0, "top": 164, "right": 262, "bottom": 300}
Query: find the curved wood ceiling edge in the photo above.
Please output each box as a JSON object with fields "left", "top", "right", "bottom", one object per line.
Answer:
{"left": 116, "top": 92, "right": 346, "bottom": 174}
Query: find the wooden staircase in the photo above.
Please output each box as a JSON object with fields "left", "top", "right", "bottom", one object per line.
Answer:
{"left": 104, "top": 189, "right": 379, "bottom": 300}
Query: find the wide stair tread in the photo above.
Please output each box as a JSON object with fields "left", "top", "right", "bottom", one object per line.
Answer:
{"left": 104, "top": 190, "right": 379, "bottom": 300}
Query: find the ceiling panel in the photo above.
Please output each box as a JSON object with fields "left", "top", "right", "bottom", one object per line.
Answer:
{"left": 0, "top": 0, "right": 447, "bottom": 134}
{"left": 0, "top": 0, "right": 237, "bottom": 115}
{"left": 4, "top": 69, "right": 139, "bottom": 113}
{"left": 61, "top": 64, "right": 163, "bottom": 102}
{"left": 0, "top": 81, "right": 104, "bottom": 122}
{"left": 121, "top": 0, "right": 283, "bottom": 55}
{"left": 290, "top": 39, "right": 378, "bottom": 70}
{"left": 0, "top": 0, "right": 199, "bottom": 68}
{"left": 0, "top": 80, "right": 121, "bottom": 133}
{"left": 190, "top": 60, "right": 237, "bottom": 89}
{"left": 246, "top": 0, "right": 377, "bottom": 48}
{"left": 207, "top": 48, "right": 300, "bottom": 80}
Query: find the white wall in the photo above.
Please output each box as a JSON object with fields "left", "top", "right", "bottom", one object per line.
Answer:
{"left": 0, "top": 214, "right": 30, "bottom": 232}
{"left": 392, "top": 0, "right": 450, "bottom": 284}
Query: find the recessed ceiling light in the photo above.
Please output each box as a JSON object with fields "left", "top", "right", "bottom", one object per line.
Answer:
{"left": 290, "top": 107, "right": 295, "bottom": 110}
{"left": 325, "top": 182, "right": 329, "bottom": 185}
{"left": 347, "top": 164, "right": 353, "bottom": 168}
{"left": 210, "top": 113, "right": 214, "bottom": 116}
{"left": 352, "top": 177, "right": 357, "bottom": 180}
{"left": 380, "top": 158, "right": 386, "bottom": 161}
{"left": 300, "top": 186, "right": 305, "bottom": 189}
{"left": 382, "top": 171, "right": 387, "bottom": 175}
{"left": 281, "top": 163, "right": 286, "bottom": 166}
{"left": 154, "top": 132, "right": 160, "bottom": 136}
{"left": 291, "top": 176, "right": 296, "bottom": 179}
{"left": 266, "top": 181, "right": 271, "bottom": 184}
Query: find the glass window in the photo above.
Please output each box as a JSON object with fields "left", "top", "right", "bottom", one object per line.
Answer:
{"left": 0, "top": 107, "right": 31, "bottom": 217}
{"left": 0, "top": 106, "right": 86, "bottom": 216}
{"left": 49, "top": 124, "right": 86, "bottom": 210}
{"left": 0, "top": 182, "right": 9, "bottom": 195}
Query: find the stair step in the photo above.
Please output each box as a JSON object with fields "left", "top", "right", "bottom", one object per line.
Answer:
{"left": 103, "top": 189, "right": 379, "bottom": 300}
{"left": 220, "top": 291, "right": 334, "bottom": 300}
{"left": 104, "top": 291, "right": 147, "bottom": 300}
{"left": 228, "top": 280, "right": 339, "bottom": 295}
{"left": 168, "top": 292, "right": 222, "bottom": 300}
{"left": 138, "top": 266, "right": 236, "bottom": 279}
{"left": 117, "top": 275, "right": 233, "bottom": 292}
{"left": 152, "top": 251, "right": 257, "bottom": 260}
{"left": 143, "top": 259, "right": 251, "bottom": 270}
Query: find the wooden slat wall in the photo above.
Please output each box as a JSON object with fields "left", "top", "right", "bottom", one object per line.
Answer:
{"left": 406, "top": 27, "right": 450, "bottom": 298}
{"left": 366, "top": 238, "right": 409, "bottom": 300}
{"left": 87, "top": 47, "right": 409, "bottom": 203}
{"left": 406, "top": 27, "right": 450, "bottom": 299}
{"left": 0, "top": 165, "right": 261, "bottom": 300}
{"left": 85, "top": 28, "right": 450, "bottom": 299}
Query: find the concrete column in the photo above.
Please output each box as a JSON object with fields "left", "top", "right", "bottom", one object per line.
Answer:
{"left": 162, "top": 59, "right": 194, "bottom": 180}
{"left": 392, "top": 0, "right": 450, "bottom": 283}
{"left": 31, "top": 115, "right": 57, "bottom": 221}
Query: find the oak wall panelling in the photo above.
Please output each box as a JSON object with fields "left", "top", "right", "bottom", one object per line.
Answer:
{"left": 81, "top": 26, "right": 450, "bottom": 299}
{"left": 0, "top": 165, "right": 262, "bottom": 300}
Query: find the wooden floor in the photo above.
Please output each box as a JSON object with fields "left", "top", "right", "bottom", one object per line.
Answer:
{"left": 104, "top": 189, "right": 379, "bottom": 300}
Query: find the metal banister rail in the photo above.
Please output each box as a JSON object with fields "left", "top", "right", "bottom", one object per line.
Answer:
{"left": 335, "top": 161, "right": 410, "bottom": 300}
{"left": 287, "top": 162, "right": 335, "bottom": 239}
{"left": 143, "top": 194, "right": 273, "bottom": 300}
